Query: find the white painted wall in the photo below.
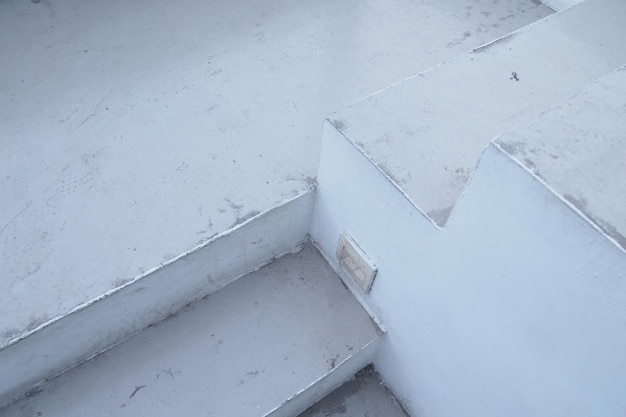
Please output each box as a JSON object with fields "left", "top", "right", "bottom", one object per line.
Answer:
{"left": 311, "top": 121, "right": 626, "bottom": 417}
{"left": 0, "top": 192, "right": 314, "bottom": 406}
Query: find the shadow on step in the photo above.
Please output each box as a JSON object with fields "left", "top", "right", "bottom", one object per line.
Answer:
{"left": 299, "top": 365, "right": 411, "bottom": 417}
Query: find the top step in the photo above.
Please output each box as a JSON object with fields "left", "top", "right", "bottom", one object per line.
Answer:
{"left": 329, "top": 0, "right": 626, "bottom": 227}
{"left": 495, "top": 65, "right": 626, "bottom": 251}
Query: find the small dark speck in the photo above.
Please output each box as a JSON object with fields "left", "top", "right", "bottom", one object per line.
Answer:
{"left": 510, "top": 71, "right": 519, "bottom": 81}
{"left": 332, "top": 119, "right": 346, "bottom": 130}
{"left": 31, "top": 0, "right": 41, "bottom": 3}
{"left": 83, "top": 49, "right": 88, "bottom": 53}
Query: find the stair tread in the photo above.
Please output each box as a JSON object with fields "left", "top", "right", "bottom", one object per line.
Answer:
{"left": 1, "top": 244, "right": 381, "bottom": 417}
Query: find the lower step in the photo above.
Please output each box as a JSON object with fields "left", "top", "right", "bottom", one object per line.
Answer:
{"left": 0, "top": 243, "right": 382, "bottom": 417}
{"left": 298, "top": 365, "right": 411, "bottom": 417}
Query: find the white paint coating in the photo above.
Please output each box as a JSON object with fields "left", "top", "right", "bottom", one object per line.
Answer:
{"left": 329, "top": 0, "right": 626, "bottom": 227}
{"left": 312, "top": 120, "right": 626, "bottom": 416}
{"left": 0, "top": 0, "right": 552, "bottom": 348}
{"left": 496, "top": 66, "right": 626, "bottom": 251}
{"left": 0, "top": 193, "right": 313, "bottom": 406}
{"left": 0, "top": 244, "right": 382, "bottom": 416}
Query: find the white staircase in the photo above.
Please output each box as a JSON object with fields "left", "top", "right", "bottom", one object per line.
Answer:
{"left": 3, "top": 0, "right": 626, "bottom": 416}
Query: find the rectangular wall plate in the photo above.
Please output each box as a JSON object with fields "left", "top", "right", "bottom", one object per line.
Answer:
{"left": 336, "top": 232, "right": 377, "bottom": 293}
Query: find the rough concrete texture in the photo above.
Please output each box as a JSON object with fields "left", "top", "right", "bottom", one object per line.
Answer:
{"left": 496, "top": 66, "right": 626, "bottom": 251}
{"left": 330, "top": 0, "right": 626, "bottom": 227}
{"left": 299, "top": 366, "right": 410, "bottom": 417}
{"left": 0, "top": 0, "right": 552, "bottom": 346}
{"left": 0, "top": 244, "right": 381, "bottom": 417}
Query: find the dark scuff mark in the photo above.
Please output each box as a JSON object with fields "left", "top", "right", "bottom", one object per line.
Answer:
{"left": 447, "top": 30, "right": 472, "bottom": 48}
{"left": 78, "top": 98, "right": 105, "bottom": 128}
{"left": 427, "top": 206, "right": 453, "bottom": 227}
{"left": 303, "top": 176, "right": 318, "bottom": 190}
{"left": 498, "top": 140, "right": 527, "bottom": 156}
{"left": 594, "top": 217, "right": 626, "bottom": 250}
{"left": 377, "top": 163, "right": 406, "bottom": 186}
{"left": 3, "top": 328, "right": 20, "bottom": 341}
{"left": 564, "top": 193, "right": 588, "bottom": 211}
{"left": 230, "top": 210, "right": 261, "bottom": 228}
{"left": 523, "top": 158, "right": 537, "bottom": 170}
{"left": 113, "top": 277, "right": 132, "bottom": 288}
{"left": 224, "top": 198, "right": 243, "bottom": 211}
{"left": 284, "top": 175, "right": 317, "bottom": 190}
{"left": 162, "top": 368, "right": 181, "bottom": 379}
{"left": 26, "top": 316, "right": 49, "bottom": 332}
{"left": 564, "top": 194, "right": 626, "bottom": 250}
{"left": 129, "top": 385, "right": 146, "bottom": 399}
{"left": 331, "top": 119, "right": 346, "bottom": 131}
{"left": 327, "top": 354, "right": 340, "bottom": 370}
{"left": 197, "top": 231, "right": 219, "bottom": 246}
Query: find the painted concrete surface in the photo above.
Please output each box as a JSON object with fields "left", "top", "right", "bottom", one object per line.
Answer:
{"left": 329, "top": 0, "right": 626, "bottom": 227}
{"left": 0, "top": 193, "right": 313, "bottom": 406}
{"left": 298, "top": 366, "right": 410, "bottom": 417}
{"left": 312, "top": 117, "right": 626, "bottom": 416}
{"left": 0, "top": 244, "right": 382, "bottom": 417}
{"left": 0, "top": 0, "right": 553, "bottom": 347}
{"left": 496, "top": 66, "right": 626, "bottom": 251}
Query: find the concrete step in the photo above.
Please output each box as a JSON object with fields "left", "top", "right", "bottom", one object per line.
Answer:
{"left": 0, "top": 243, "right": 383, "bottom": 417}
{"left": 328, "top": 0, "right": 626, "bottom": 228}
{"left": 298, "top": 366, "right": 410, "bottom": 417}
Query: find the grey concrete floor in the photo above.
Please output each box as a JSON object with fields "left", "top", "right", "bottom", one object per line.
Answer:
{"left": 0, "top": 244, "right": 381, "bottom": 417}
{"left": 299, "top": 366, "right": 410, "bottom": 417}
{"left": 0, "top": 0, "right": 553, "bottom": 345}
